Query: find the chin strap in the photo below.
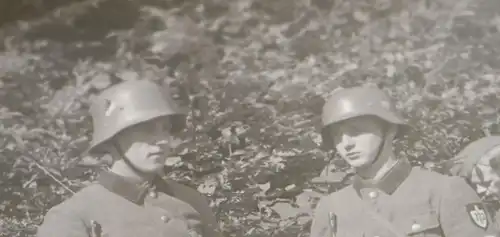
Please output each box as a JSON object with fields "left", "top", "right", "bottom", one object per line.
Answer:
{"left": 366, "top": 123, "right": 398, "bottom": 171}
{"left": 112, "top": 141, "right": 151, "bottom": 179}
{"left": 369, "top": 128, "right": 388, "bottom": 166}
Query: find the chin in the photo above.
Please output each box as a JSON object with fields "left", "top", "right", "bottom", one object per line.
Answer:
{"left": 349, "top": 162, "right": 370, "bottom": 169}
{"left": 139, "top": 166, "right": 162, "bottom": 174}
{"left": 346, "top": 157, "right": 369, "bottom": 168}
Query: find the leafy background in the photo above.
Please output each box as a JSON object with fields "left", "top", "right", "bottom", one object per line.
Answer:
{"left": 1, "top": 0, "right": 500, "bottom": 236}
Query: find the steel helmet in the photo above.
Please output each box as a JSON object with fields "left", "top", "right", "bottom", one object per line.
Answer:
{"left": 321, "top": 86, "right": 410, "bottom": 150}
{"left": 447, "top": 136, "right": 500, "bottom": 178}
{"left": 88, "top": 80, "right": 187, "bottom": 154}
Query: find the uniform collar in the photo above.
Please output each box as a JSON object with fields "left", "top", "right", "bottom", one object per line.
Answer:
{"left": 353, "top": 157, "right": 412, "bottom": 195}
{"left": 97, "top": 171, "right": 164, "bottom": 204}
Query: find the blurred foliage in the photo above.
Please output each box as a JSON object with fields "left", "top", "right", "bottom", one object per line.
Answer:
{"left": 1, "top": 0, "right": 500, "bottom": 236}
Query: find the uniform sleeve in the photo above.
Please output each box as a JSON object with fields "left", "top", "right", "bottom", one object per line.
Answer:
{"left": 36, "top": 207, "right": 89, "bottom": 237}
{"left": 310, "top": 197, "right": 336, "bottom": 237}
{"left": 439, "top": 176, "right": 499, "bottom": 237}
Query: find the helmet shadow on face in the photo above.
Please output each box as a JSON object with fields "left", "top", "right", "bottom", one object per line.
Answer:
{"left": 330, "top": 116, "right": 389, "bottom": 168}
{"left": 447, "top": 137, "right": 500, "bottom": 201}
{"left": 470, "top": 147, "right": 500, "bottom": 200}
{"left": 320, "top": 86, "right": 411, "bottom": 153}
{"left": 100, "top": 118, "right": 182, "bottom": 175}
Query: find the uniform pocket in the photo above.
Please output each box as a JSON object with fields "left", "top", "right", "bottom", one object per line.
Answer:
{"left": 402, "top": 212, "right": 442, "bottom": 236}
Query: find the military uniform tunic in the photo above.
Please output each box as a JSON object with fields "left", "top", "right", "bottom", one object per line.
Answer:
{"left": 310, "top": 158, "right": 499, "bottom": 237}
{"left": 36, "top": 171, "right": 221, "bottom": 237}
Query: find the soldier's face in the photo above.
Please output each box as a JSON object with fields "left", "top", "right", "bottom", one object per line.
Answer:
{"left": 331, "top": 116, "right": 384, "bottom": 169}
{"left": 470, "top": 148, "right": 500, "bottom": 201}
{"left": 115, "top": 118, "right": 181, "bottom": 173}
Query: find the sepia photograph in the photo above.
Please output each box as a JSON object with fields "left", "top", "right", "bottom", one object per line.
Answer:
{"left": 1, "top": 0, "right": 500, "bottom": 236}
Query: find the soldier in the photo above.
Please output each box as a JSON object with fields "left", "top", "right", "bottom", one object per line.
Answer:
{"left": 309, "top": 86, "right": 498, "bottom": 237}
{"left": 37, "top": 80, "right": 221, "bottom": 237}
{"left": 447, "top": 136, "right": 500, "bottom": 228}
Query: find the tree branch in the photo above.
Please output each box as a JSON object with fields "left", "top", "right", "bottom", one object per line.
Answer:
{"left": 0, "top": 0, "right": 106, "bottom": 42}
{"left": 22, "top": 151, "right": 75, "bottom": 195}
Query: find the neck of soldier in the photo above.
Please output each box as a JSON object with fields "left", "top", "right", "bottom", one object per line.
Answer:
{"left": 110, "top": 159, "right": 157, "bottom": 184}
{"left": 356, "top": 141, "right": 398, "bottom": 182}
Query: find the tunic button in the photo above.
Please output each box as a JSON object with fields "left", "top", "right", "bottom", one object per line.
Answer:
{"left": 368, "top": 191, "right": 378, "bottom": 199}
{"left": 160, "top": 215, "right": 170, "bottom": 222}
{"left": 412, "top": 223, "right": 421, "bottom": 231}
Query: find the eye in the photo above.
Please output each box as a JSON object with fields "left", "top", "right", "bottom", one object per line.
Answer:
{"left": 331, "top": 128, "right": 343, "bottom": 143}
{"left": 344, "top": 126, "right": 362, "bottom": 137}
{"left": 143, "top": 123, "right": 156, "bottom": 133}
{"left": 349, "top": 128, "right": 362, "bottom": 136}
{"left": 489, "top": 155, "right": 500, "bottom": 170}
{"left": 332, "top": 134, "right": 341, "bottom": 145}
{"left": 162, "top": 121, "right": 173, "bottom": 133}
{"left": 136, "top": 122, "right": 161, "bottom": 136}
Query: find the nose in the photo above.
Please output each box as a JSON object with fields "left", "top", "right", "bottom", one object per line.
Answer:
{"left": 341, "top": 135, "right": 355, "bottom": 152}
{"left": 344, "top": 143, "right": 355, "bottom": 152}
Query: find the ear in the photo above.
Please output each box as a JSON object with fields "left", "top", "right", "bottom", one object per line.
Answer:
{"left": 97, "top": 141, "right": 121, "bottom": 163}
{"left": 389, "top": 123, "right": 399, "bottom": 135}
